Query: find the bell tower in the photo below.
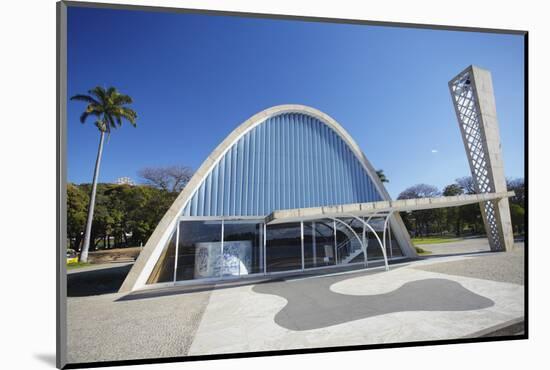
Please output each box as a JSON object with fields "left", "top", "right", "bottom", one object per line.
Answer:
{"left": 448, "top": 65, "right": 514, "bottom": 251}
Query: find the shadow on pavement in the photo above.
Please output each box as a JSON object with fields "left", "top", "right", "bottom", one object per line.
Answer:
{"left": 67, "top": 264, "right": 132, "bottom": 297}
{"left": 116, "top": 277, "right": 286, "bottom": 302}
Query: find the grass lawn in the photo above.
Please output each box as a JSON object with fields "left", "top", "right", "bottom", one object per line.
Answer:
{"left": 414, "top": 246, "right": 432, "bottom": 255}
{"left": 412, "top": 236, "right": 462, "bottom": 245}
{"left": 67, "top": 262, "right": 92, "bottom": 270}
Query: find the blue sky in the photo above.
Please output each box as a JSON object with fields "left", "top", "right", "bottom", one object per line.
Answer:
{"left": 67, "top": 6, "right": 525, "bottom": 198}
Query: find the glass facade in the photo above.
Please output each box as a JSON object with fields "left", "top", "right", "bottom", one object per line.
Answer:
{"left": 146, "top": 216, "right": 403, "bottom": 286}
{"left": 176, "top": 221, "right": 222, "bottom": 281}
{"left": 303, "top": 220, "right": 336, "bottom": 268}
{"left": 222, "top": 220, "right": 263, "bottom": 275}
{"left": 266, "top": 223, "right": 302, "bottom": 272}
{"left": 357, "top": 218, "right": 404, "bottom": 260}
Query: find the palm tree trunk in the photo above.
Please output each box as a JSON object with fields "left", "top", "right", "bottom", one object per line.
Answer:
{"left": 80, "top": 131, "right": 105, "bottom": 262}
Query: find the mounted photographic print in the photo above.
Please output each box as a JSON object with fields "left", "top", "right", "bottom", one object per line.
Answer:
{"left": 57, "top": 1, "right": 527, "bottom": 368}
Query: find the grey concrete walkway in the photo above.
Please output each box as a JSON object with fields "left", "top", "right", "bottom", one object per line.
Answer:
{"left": 67, "top": 289, "right": 211, "bottom": 363}
{"left": 415, "top": 244, "right": 524, "bottom": 285}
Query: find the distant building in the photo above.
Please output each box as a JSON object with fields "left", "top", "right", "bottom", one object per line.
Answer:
{"left": 116, "top": 177, "right": 135, "bottom": 186}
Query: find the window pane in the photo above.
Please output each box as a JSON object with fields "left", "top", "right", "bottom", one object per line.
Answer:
{"left": 303, "top": 220, "right": 335, "bottom": 268}
{"left": 222, "top": 221, "right": 264, "bottom": 275}
{"left": 266, "top": 222, "right": 302, "bottom": 272}
{"left": 176, "top": 221, "right": 222, "bottom": 281}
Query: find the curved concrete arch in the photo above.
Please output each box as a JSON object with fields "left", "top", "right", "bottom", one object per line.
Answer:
{"left": 119, "top": 104, "right": 414, "bottom": 292}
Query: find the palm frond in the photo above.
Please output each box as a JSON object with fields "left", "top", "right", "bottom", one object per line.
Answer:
{"left": 106, "top": 87, "right": 117, "bottom": 98}
{"left": 119, "top": 107, "right": 137, "bottom": 126}
{"left": 72, "top": 85, "right": 137, "bottom": 132}
{"left": 70, "top": 94, "right": 100, "bottom": 105}
{"left": 79, "top": 105, "right": 101, "bottom": 123}
{"left": 79, "top": 111, "right": 90, "bottom": 124}
{"left": 106, "top": 114, "right": 117, "bottom": 131}
{"left": 86, "top": 103, "right": 103, "bottom": 114}
{"left": 112, "top": 93, "right": 133, "bottom": 106}
{"left": 89, "top": 86, "right": 107, "bottom": 103}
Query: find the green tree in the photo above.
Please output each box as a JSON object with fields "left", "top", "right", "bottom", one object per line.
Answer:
{"left": 507, "top": 178, "right": 525, "bottom": 235}
{"left": 507, "top": 178, "right": 525, "bottom": 207}
{"left": 455, "top": 176, "right": 484, "bottom": 234}
{"left": 442, "top": 183, "right": 464, "bottom": 236}
{"left": 67, "top": 183, "right": 89, "bottom": 250}
{"left": 397, "top": 184, "right": 440, "bottom": 237}
{"left": 72, "top": 183, "right": 180, "bottom": 250}
{"left": 376, "top": 169, "right": 389, "bottom": 183}
{"left": 70, "top": 86, "right": 137, "bottom": 262}
{"left": 510, "top": 203, "right": 525, "bottom": 235}
{"left": 90, "top": 186, "right": 115, "bottom": 250}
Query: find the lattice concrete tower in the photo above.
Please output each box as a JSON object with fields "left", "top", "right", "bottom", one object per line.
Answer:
{"left": 449, "top": 65, "right": 514, "bottom": 251}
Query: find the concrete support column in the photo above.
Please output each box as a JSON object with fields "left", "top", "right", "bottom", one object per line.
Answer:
{"left": 449, "top": 65, "right": 515, "bottom": 251}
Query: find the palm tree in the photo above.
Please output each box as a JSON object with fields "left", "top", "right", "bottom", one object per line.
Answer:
{"left": 71, "top": 86, "right": 137, "bottom": 262}
{"left": 376, "top": 169, "right": 389, "bottom": 183}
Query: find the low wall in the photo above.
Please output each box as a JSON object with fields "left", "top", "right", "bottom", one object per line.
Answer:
{"left": 87, "top": 247, "right": 142, "bottom": 264}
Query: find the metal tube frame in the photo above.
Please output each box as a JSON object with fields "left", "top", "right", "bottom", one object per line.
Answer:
{"left": 329, "top": 217, "right": 366, "bottom": 266}
{"left": 344, "top": 214, "right": 389, "bottom": 271}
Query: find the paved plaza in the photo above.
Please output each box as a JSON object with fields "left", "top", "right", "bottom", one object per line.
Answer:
{"left": 66, "top": 238, "right": 525, "bottom": 364}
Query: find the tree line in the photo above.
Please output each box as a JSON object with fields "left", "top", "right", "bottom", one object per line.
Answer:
{"left": 68, "top": 170, "right": 525, "bottom": 251}
{"left": 67, "top": 166, "right": 192, "bottom": 251}
{"left": 397, "top": 176, "right": 525, "bottom": 238}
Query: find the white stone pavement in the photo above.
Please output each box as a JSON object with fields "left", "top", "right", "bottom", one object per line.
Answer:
{"left": 188, "top": 255, "right": 524, "bottom": 356}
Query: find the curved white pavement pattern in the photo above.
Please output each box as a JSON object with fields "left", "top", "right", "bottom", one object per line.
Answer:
{"left": 188, "top": 254, "right": 524, "bottom": 356}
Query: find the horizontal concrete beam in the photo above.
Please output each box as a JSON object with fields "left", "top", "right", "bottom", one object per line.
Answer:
{"left": 267, "top": 191, "right": 514, "bottom": 224}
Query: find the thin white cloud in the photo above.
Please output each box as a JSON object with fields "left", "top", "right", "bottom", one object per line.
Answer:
{"left": 431, "top": 149, "right": 439, "bottom": 153}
